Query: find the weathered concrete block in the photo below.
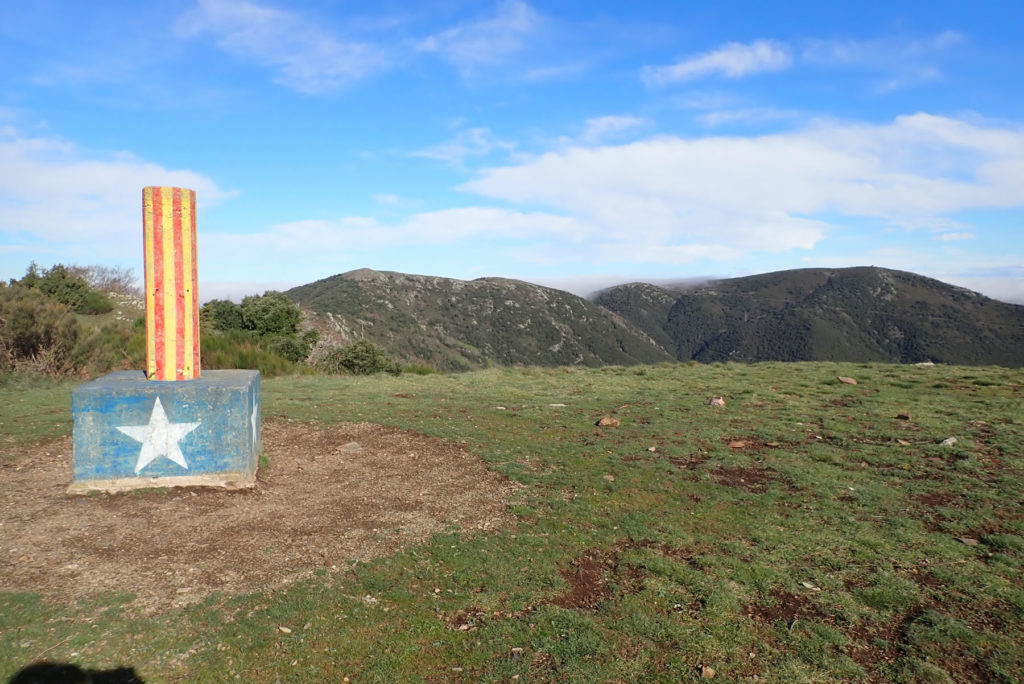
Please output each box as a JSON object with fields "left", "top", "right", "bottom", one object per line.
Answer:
{"left": 70, "top": 370, "right": 261, "bottom": 494}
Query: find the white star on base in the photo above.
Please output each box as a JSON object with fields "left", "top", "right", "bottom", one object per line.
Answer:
{"left": 117, "top": 397, "right": 201, "bottom": 473}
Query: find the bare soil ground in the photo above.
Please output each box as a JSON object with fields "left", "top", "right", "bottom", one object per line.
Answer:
{"left": 1, "top": 419, "right": 518, "bottom": 614}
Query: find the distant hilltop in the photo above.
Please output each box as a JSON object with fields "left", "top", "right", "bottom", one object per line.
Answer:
{"left": 286, "top": 266, "right": 1024, "bottom": 370}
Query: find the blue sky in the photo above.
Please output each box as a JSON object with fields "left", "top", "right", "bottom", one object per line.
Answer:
{"left": 2, "top": 0, "right": 1023, "bottom": 303}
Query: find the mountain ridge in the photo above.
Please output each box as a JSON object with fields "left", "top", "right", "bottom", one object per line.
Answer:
{"left": 286, "top": 266, "right": 1024, "bottom": 369}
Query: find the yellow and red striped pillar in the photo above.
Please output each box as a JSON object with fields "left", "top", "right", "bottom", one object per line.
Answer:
{"left": 142, "top": 186, "right": 200, "bottom": 381}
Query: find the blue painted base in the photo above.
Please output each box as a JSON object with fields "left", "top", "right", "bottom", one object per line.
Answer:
{"left": 70, "top": 370, "right": 261, "bottom": 493}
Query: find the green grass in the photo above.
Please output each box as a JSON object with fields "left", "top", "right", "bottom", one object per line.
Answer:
{"left": 2, "top": 361, "right": 1023, "bottom": 682}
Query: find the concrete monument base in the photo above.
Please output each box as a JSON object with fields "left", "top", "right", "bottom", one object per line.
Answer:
{"left": 70, "top": 370, "right": 261, "bottom": 495}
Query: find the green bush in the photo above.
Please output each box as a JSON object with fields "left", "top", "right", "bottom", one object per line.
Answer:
{"left": 240, "top": 291, "right": 301, "bottom": 337}
{"left": 317, "top": 340, "right": 402, "bottom": 375}
{"left": 403, "top": 362, "right": 437, "bottom": 375}
{"left": 201, "top": 329, "right": 309, "bottom": 377}
{"left": 201, "top": 299, "right": 244, "bottom": 331}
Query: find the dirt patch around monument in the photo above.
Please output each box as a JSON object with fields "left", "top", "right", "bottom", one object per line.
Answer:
{"left": 0, "top": 418, "right": 518, "bottom": 614}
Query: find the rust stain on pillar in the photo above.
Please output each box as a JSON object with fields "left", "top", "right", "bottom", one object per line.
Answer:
{"left": 142, "top": 186, "right": 200, "bottom": 380}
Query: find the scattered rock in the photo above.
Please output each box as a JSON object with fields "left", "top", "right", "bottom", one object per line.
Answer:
{"left": 728, "top": 441, "right": 747, "bottom": 449}
{"left": 709, "top": 396, "right": 726, "bottom": 407}
{"left": 339, "top": 442, "right": 362, "bottom": 453}
{"left": 596, "top": 417, "right": 620, "bottom": 427}
{"left": 915, "top": 361, "right": 935, "bottom": 367}
{"left": 896, "top": 439, "right": 911, "bottom": 446}
{"left": 494, "top": 406, "right": 507, "bottom": 411}
{"left": 701, "top": 665, "right": 717, "bottom": 678}
{"left": 278, "top": 626, "right": 292, "bottom": 634}
{"left": 958, "top": 537, "right": 979, "bottom": 546}
{"left": 548, "top": 403, "right": 567, "bottom": 408}
{"left": 939, "top": 437, "right": 958, "bottom": 447}
{"left": 603, "top": 474, "right": 615, "bottom": 482}
{"left": 895, "top": 413, "right": 912, "bottom": 420}
{"left": 837, "top": 376, "right": 857, "bottom": 385}
{"left": 647, "top": 446, "right": 657, "bottom": 453}
{"left": 800, "top": 581, "right": 821, "bottom": 592}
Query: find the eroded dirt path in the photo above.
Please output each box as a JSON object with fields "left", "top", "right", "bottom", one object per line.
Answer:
{"left": 1, "top": 419, "right": 517, "bottom": 613}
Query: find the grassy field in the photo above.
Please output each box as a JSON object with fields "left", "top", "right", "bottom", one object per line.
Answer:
{"left": 1, "top": 361, "right": 1023, "bottom": 682}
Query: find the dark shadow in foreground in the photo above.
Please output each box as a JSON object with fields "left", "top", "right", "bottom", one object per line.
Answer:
{"left": 8, "top": 662, "right": 145, "bottom": 684}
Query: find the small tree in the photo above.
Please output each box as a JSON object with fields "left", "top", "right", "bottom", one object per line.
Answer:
{"left": 20, "top": 263, "right": 113, "bottom": 314}
{"left": 317, "top": 340, "right": 401, "bottom": 375}
{"left": 240, "top": 291, "right": 301, "bottom": 337}
{"left": 201, "top": 299, "right": 245, "bottom": 331}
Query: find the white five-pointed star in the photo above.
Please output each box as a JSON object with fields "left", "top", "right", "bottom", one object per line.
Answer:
{"left": 117, "top": 397, "right": 201, "bottom": 473}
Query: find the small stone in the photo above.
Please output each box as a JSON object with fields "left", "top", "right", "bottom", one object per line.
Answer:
{"left": 958, "top": 537, "right": 979, "bottom": 546}
{"left": 915, "top": 361, "right": 935, "bottom": 367}
{"left": 494, "top": 406, "right": 507, "bottom": 411}
{"left": 278, "top": 626, "right": 292, "bottom": 634}
{"left": 939, "top": 437, "right": 958, "bottom": 447}
{"left": 603, "top": 474, "right": 615, "bottom": 482}
{"left": 647, "top": 446, "right": 657, "bottom": 452}
{"left": 548, "top": 403, "right": 567, "bottom": 408}
{"left": 596, "top": 416, "right": 620, "bottom": 427}
{"left": 896, "top": 439, "right": 911, "bottom": 445}
{"left": 838, "top": 376, "right": 857, "bottom": 385}
{"left": 895, "top": 413, "right": 912, "bottom": 420}
{"left": 709, "top": 396, "right": 726, "bottom": 407}
{"left": 701, "top": 665, "right": 716, "bottom": 678}
{"left": 340, "top": 442, "right": 362, "bottom": 453}
{"left": 728, "top": 441, "right": 746, "bottom": 449}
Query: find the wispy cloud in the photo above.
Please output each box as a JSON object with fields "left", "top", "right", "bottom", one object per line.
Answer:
{"left": 578, "top": 115, "right": 648, "bottom": 145}
{"left": 176, "top": 0, "right": 387, "bottom": 94}
{"left": 642, "top": 39, "right": 792, "bottom": 86}
{"left": 937, "top": 232, "right": 976, "bottom": 241}
{"left": 803, "top": 30, "right": 965, "bottom": 92}
{"left": 417, "top": 0, "right": 541, "bottom": 75}
{"left": 413, "top": 127, "right": 515, "bottom": 166}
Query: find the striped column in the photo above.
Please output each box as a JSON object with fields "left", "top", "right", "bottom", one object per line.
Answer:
{"left": 142, "top": 186, "right": 200, "bottom": 381}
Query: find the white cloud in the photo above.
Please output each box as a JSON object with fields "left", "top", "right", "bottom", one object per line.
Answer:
{"left": 459, "top": 114, "right": 1024, "bottom": 262}
{"left": 579, "top": 116, "right": 648, "bottom": 144}
{"left": 642, "top": 39, "right": 792, "bottom": 85}
{"left": 176, "top": 0, "right": 386, "bottom": 94}
{"left": 0, "top": 126, "right": 233, "bottom": 262}
{"left": 417, "top": 0, "right": 540, "bottom": 75}
{"left": 372, "top": 193, "right": 399, "bottom": 205}
{"left": 698, "top": 107, "right": 802, "bottom": 127}
{"left": 413, "top": 127, "right": 515, "bottom": 166}
{"left": 937, "top": 232, "right": 976, "bottom": 241}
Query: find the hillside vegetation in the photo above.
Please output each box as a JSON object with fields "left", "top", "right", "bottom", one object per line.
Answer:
{"left": 597, "top": 267, "right": 1024, "bottom": 366}
{"left": 287, "top": 269, "right": 672, "bottom": 371}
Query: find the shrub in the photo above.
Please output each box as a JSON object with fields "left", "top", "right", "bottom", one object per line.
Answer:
{"left": 403, "top": 362, "right": 437, "bottom": 375}
{"left": 201, "top": 329, "right": 308, "bottom": 377}
{"left": 202, "top": 299, "right": 245, "bottom": 331}
{"left": 317, "top": 340, "right": 402, "bottom": 375}
{"left": 29, "top": 263, "right": 113, "bottom": 314}
{"left": 240, "top": 291, "right": 301, "bottom": 337}
{"left": 0, "top": 283, "right": 80, "bottom": 375}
